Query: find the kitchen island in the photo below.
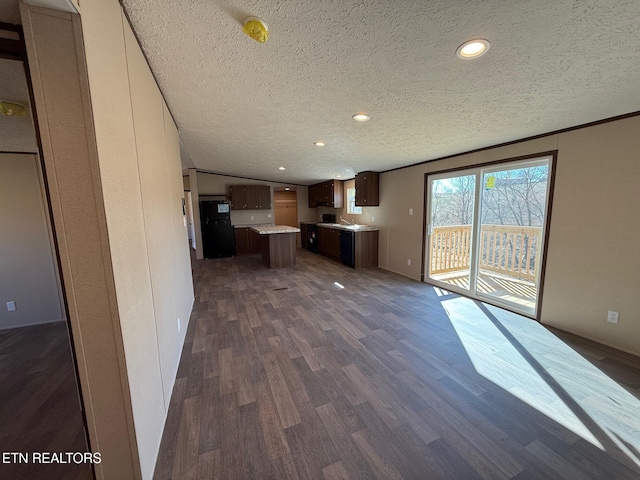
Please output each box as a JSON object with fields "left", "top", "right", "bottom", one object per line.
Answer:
{"left": 251, "top": 225, "right": 300, "bottom": 268}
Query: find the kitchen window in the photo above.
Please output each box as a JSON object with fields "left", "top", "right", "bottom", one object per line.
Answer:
{"left": 347, "top": 188, "right": 362, "bottom": 214}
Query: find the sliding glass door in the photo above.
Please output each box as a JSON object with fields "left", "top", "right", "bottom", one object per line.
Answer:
{"left": 427, "top": 171, "right": 477, "bottom": 291}
{"left": 426, "top": 156, "right": 553, "bottom": 317}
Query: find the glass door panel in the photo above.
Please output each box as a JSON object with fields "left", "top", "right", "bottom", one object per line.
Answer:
{"left": 476, "top": 161, "right": 550, "bottom": 315}
{"left": 427, "top": 173, "right": 477, "bottom": 291}
{"left": 425, "top": 156, "right": 553, "bottom": 318}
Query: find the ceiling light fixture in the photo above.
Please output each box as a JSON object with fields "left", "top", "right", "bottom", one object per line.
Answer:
{"left": 456, "top": 39, "right": 490, "bottom": 59}
{"left": 314, "top": 141, "right": 326, "bottom": 147}
{"left": 0, "top": 100, "right": 28, "bottom": 117}
{"left": 285, "top": 187, "right": 290, "bottom": 191}
{"left": 352, "top": 113, "right": 370, "bottom": 122}
{"left": 242, "top": 16, "right": 269, "bottom": 43}
{"left": 278, "top": 166, "right": 286, "bottom": 170}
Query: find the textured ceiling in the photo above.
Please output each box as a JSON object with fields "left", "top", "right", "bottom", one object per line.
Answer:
{"left": 122, "top": 0, "right": 640, "bottom": 185}
{"left": 0, "top": 58, "right": 37, "bottom": 153}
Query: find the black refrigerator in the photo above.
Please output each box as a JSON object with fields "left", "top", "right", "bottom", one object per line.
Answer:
{"left": 200, "top": 200, "right": 234, "bottom": 258}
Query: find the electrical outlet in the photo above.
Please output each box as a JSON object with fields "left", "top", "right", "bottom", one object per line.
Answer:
{"left": 409, "top": 208, "right": 413, "bottom": 216}
{"left": 177, "top": 317, "right": 181, "bottom": 332}
{"left": 267, "top": 214, "right": 272, "bottom": 218}
{"left": 6, "top": 301, "right": 16, "bottom": 312}
{"left": 407, "top": 259, "right": 411, "bottom": 266}
{"left": 371, "top": 216, "right": 374, "bottom": 223}
{"left": 250, "top": 215, "right": 255, "bottom": 220}
{"left": 607, "top": 310, "right": 619, "bottom": 324}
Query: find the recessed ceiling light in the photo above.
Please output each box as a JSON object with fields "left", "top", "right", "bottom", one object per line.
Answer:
{"left": 285, "top": 187, "right": 290, "bottom": 191}
{"left": 314, "top": 141, "right": 326, "bottom": 147}
{"left": 352, "top": 113, "right": 370, "bottom": 122}
{"left": 456, "top": 39, "right": 490, "bottom": 59}
{"left": 336, "top": 175, "right": 342, "bottom": 178}
{"left": 278, "top": 166, "right": 286, "bottom": 170}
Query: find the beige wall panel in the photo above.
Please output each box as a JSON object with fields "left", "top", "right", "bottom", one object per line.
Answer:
{"left": 0, "top": 154, "right": 62, "bottom": 328}
{"left": 79, "top": 0, "right": 158, "bottom": 368}
{"left": 541, "top": 118, "right": 640, "bottom": 355}
{"left": 377, "top": 165, "right": 424, "bottom": 279}
{"left": 122, "top": 19, "right": 174, "bottom": 479}
{"left": 189, "top": 169, "right": 203, "bottom": 259}
{"left": 162, "top": 101, "right": 194, "bottom": 383}
{"left": 21, "top": 5, "right": 140, "bottom": 479}
{"left": 379, "top": 117, "right": 640, "bottom": 355}
{"left": 474, "top": 135, "right": 558, "bottom": 164}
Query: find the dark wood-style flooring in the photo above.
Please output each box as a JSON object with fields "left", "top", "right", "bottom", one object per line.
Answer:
{"left": 0, "top": 322, "right": 92, "bottom": 480}
{"left": 155, "top": 249, "right": 640, "bottom": 479}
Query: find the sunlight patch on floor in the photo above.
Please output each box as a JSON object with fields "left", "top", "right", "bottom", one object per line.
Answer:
{"left": 441, "top": 296, "right": 640, "bottom": 463}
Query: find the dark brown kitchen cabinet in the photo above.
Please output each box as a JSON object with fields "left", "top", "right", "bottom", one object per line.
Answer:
{"left": 230, "top": 185, "right": 246, "bottom": 210}
{"left": 257, "top": 186, "right": 271, "bottom": 209}
{"left": 300, "top": 223, "right": 308, "bottom": 248}
{"left": 316, "top": 225, "right": 378, "bottom": 268}
{"left": 308, "top": 183, "right": 320, "bottom": 208}
{"left": 234, "top": 227, "right": 259, "bottom": 255}
{"left": 230, "top": 185, "right": 271, "bottom": 210}
{"left": 317, "top": 226, "right": 340, "bottom": 259}
{"left": 355, "top": 171, "right": 379, "bottom": 206}
{"left": 308, "top": 180, "right": 343, "bottom": 208}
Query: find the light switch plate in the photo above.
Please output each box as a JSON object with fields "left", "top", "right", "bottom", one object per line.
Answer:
{"left": 6, "top": 301, "right": 16, "bottom": 312}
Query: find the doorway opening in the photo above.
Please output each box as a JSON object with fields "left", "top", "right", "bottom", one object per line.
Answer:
{"left": 1, "top": 21, "right": 91, "bottom": 480}
{"left": 424, "top": 153, "right": 555, "bottom": 318}
{"left": 274, "top": 187, "right": 299, "bottom": 244}
{"left": 274, "top": 188, "right": 298, "bottom": 227}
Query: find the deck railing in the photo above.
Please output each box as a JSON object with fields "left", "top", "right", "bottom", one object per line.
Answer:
{"left": 429, "top": 224, "right": 543, "bottom": 282}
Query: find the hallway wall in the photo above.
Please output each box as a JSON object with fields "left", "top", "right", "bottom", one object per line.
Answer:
{"left": 0, "top": 153, "right": 63, "bottom": 329}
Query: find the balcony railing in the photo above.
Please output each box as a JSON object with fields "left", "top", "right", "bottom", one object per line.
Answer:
{"left": 429, "top": 224, "right": 543, "bottom": 283}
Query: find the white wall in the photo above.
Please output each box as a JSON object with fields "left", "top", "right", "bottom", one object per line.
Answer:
{"left": 0, "top": 153, "right": 63, "bottom": 329}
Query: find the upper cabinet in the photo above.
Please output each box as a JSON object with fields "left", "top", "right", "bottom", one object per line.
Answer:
{"left": 355, "top": 171, "right": 380, "bottom": 206}
{"left": 308, "top": 180, "right": 343, "bottom": 208}
{"left": 230, "top": 185, "right": 271, "bottom": 210}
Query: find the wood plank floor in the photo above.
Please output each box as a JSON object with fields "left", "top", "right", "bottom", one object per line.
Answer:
{"left": 0, "top": 322, "right": 92, "bottom": 480}
{"left": 155, "top": 249, "right": 640, "bottom": 479}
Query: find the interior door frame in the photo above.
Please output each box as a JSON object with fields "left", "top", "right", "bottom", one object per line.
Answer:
{"left": 2, "top": 18, "right": 95, "bottom": 475}
{"left": 421, "top": 151, "right": 558, "bottom": 321}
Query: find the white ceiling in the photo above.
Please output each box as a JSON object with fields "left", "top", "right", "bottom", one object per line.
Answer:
{"left": 122, "top": 1, "right": 640, "bottom": 184}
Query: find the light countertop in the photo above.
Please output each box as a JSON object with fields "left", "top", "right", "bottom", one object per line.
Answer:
{"left": 316, "top": 223, "right": 379, "bottom": 232}
{"left": 234, "top": 223, "right": 274, "bottom": 228}
{"left": 250, "top": 225, "right": 301, "bottom": 235}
